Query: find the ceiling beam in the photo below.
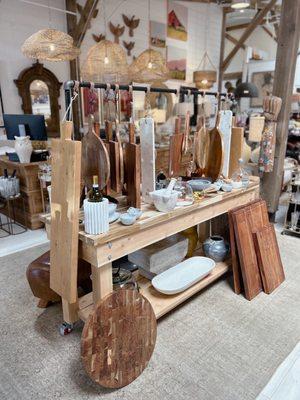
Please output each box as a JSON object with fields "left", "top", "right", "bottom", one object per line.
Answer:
{"left": 225, "top": 32, "right": 246, "bottom": 50}
{"left": 222, "top": 0, "right": 277, "bottom": 71}
{"left": 262, "top": 25, "right": 277, "bottom": 42}
{"left": 72, "top": 0, "right": 99, "bottom": 47}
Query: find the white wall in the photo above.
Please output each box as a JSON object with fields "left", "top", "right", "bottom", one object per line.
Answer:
{"left": 224, "top": 25, "right": 277, "bottom": 75}
{"left": 0, "top": 0, "right": 69, "bottom": 117}
{"left": 79, "top": 0, "right": 223, "bottom": 89}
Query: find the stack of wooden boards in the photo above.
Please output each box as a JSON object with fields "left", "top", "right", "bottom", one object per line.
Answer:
{"left": 229, "top": 199, "right": 285, "bottom": 300}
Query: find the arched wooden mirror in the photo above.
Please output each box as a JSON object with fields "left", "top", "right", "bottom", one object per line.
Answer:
{"left": 14, "top": 61, "right": 62, "bottom": 137}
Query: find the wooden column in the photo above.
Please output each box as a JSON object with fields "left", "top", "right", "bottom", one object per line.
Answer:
{"left": 261, "top": 0, "right": 300, "bottom": 215}
{"left": 218, "top": 8, "right": 227, "bottom": 94}
{"left": 66, "top": 0, "right": 80, "bottom": 139}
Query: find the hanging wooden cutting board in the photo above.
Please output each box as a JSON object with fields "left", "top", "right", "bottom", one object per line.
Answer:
{"left": 253, "top": 224, "right": 285, "bottom": 294}
{"left": 125, "top": 122, "right": 141, "bottom": 208}
{"left": 106, "top": 121, "right": 121, "bottom": 193}
{"left": 232, "top": 207, "right": 263, "bottom": 301}
{"left": 81, "top": 115, "right": 110, "bottom": 190}
{"left": 140, "top": 117, "right": 156, "bottom": 204}
{"left": 229, "top": 127, "right": 244, "bottom": 178}
{"left": 194, "top": 118, "right": 209, "bottom": 176}
{"left": 218, "top": 110, "right": 232, "bottom": 178}
{"left": 50, "top": 121, "right": 81, "bottom": 304}
{"left": 169, "top": 117, "right": 184, "bottom": 177}
{"left": 205, "top": 126, "right": 224, "bottom": 182}
{"left": 81, "top": 289, "right": 157, "bottom": 388}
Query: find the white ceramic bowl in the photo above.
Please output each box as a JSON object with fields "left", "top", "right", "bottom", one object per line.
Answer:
{"left": 108, "top": 203, "right": 117, "bottom": 215}
{"left": 120, "top": 213, "right": 136, "bottom": 225}
{"left": 150, "top": 189, "right": 179, "bottom": 213}
{"left": 187, "top": 179, "right": 211, "bottom": 191}
{"left": 232, "top": 181, "right": 243, "bottom": 189}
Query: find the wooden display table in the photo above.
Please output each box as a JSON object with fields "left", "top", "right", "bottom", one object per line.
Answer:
{"left": 0, "top": 156, "right": 44, "bottom": 229}
{"left": 41, "top": 177, "right": 260, "bottom": 324}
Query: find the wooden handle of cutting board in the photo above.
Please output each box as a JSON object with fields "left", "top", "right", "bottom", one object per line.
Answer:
{"left": 60, "top": 121, "right": 73, "bottom": 140}
{"left": 175, "top": 117, "right": 181, "bottom": 135}
{"left": 129, "top": 123, "right": 135, "bottom": 144}
{"left": 105, "top": 121, "right": 113, "bottom": 141}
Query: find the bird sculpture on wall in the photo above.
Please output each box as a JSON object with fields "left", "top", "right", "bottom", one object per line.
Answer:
{"left": 123, "top": 41, "right": 135, "bottom": 56}
{"left": 109, "top": 22, "right": 125, "bottom": 44}
{"left": 92, "top": 33, "right": 106, "bottom": 43}
{"left": 76, "top": 3, "right": 99, "bottom": 30}
{"left": 122, "top": 14, "right": 140, "bottom": 37}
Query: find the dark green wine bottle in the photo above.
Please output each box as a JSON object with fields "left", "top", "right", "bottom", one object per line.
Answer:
{"left": 88, "top": 175, "right": 103, "bottom": 202}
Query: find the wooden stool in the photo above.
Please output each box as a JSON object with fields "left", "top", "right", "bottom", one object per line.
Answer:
{"left": 26, "top": 251, "right": 92, "bottom": 308}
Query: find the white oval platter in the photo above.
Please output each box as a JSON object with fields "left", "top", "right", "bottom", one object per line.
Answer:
{"left": 151, "top": 256, "right": 215, "bottom": 295}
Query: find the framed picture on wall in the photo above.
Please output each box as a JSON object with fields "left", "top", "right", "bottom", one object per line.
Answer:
{"left": 167, "top": 1, "right": 188, "bottom": 42}
{"left": 251, "top": 71, "right": 274, "bottom": 108}
{"left": 167, "top": 46, "right": 187, "bottom": 80}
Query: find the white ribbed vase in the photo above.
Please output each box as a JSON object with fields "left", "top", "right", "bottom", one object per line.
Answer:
{"left": 83, "top": 197, "right": 109, "bottom": 235}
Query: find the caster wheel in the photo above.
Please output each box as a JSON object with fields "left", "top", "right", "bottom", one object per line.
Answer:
{"left": 59, "top": 322, "right": 74, "bottom": 336}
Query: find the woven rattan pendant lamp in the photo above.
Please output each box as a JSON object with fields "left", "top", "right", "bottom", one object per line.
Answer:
{"left": 21, "top": 2, "right": 79, "bottom": 62}
{"left": 22, "top": 29, "right": 80, "bottom": 61}
{"left": 130, "top": 0, "right": 169, "bottom": 83}
{"left": 81, "top": 39, "right": 129, "bottom": 83}
{"left": 81, "top": 1, "right": 129, "bottom": 83}
{"left": 193, "top": 4, "right": 217, "bottom": 89}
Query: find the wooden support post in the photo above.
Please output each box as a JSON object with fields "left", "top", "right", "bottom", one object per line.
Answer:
{"left": 261, "top": 0, "right": 300, "bottom": 215}
{"left": 91, "top": 263, "right": 113, "bottom": 305}
{"left": 218, "top": 9, "right": 226, "bottom": 95}
{"left": 66, "top": 0, "right": 80, "bottom": 139}
{"left": 222, "top": 0, "right": 277, "bottom": 71}
{"left": 65, "top": 0, "right": 99, "bottom": 140}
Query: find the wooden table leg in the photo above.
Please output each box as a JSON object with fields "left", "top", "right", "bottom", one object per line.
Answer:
{"left": 62, "top": 298, "right": 78, "bottom": 324}
{"left": 91, "top": 263, "right": 113, "bottom": 305}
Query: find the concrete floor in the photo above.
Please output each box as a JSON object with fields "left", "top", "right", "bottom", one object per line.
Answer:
{"left": 0, "top": 231, "right": 299, "bottom": 400}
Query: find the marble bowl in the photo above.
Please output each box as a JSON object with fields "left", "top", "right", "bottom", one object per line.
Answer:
{"left": 150, "top": 189, "right": 179, "bottom": 213}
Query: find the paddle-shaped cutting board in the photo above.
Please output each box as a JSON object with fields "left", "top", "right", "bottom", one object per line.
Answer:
{"left": 140, "top": 117, "right": 156, "bottom": 204}
{"left": 125, "top": 122, "right": 141, "bottom": 208}
{"left": 205, "top": 126, "right": 224, "bottom": 182}
{"left": 254, "top": 224, "right": 285, "bottom": 294}
{"left": 81, "top": 115, "right": 110, "bottom": 190}
{"left": 50, "top": 121, "right": 81, "bottom": 303}
{"left": 218, "top": 110, "right": 232, "bottom": 178}
{"left": 169, "top": 117, "right": 184, "bottom": 177}
{"left": 229, "top": 127, "right": 244, "bottom": 178}
{"left": 106, "top": 121, "right": 121, "bottom": 193}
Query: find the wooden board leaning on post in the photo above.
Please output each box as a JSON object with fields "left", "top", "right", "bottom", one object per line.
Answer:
{"left": 50, "top": 121, "right": 81, "bottom": 304}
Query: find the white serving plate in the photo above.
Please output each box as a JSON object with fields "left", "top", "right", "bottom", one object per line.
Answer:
{"left": 151, "top": 256, "right": 215, "bottom": 295}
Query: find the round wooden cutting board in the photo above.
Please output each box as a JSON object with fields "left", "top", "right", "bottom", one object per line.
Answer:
{"left": 81, "top": 289, "right": 157, "bottom": 388}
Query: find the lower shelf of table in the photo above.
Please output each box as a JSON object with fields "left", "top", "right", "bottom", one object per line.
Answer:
{"left": 78, "top": 260, "right": 230, "bottom": 322}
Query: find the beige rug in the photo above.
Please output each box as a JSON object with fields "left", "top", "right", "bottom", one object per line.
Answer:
{"left": 0, "top": 233, "right": 300, "bottom": 400}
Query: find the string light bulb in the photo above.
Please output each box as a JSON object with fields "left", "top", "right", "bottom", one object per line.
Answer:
{"left": 104, "top": 55, "right": 109, "bottom": 64}
{"left": 148, "top": 61, "right": 153, "bottom": 69}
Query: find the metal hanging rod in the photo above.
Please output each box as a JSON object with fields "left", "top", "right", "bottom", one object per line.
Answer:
{"left": 64, "top": 80, "right": 228, "bottom": 97}
{"left": 16, "top": 0, "right": 77, "bottom": 16}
